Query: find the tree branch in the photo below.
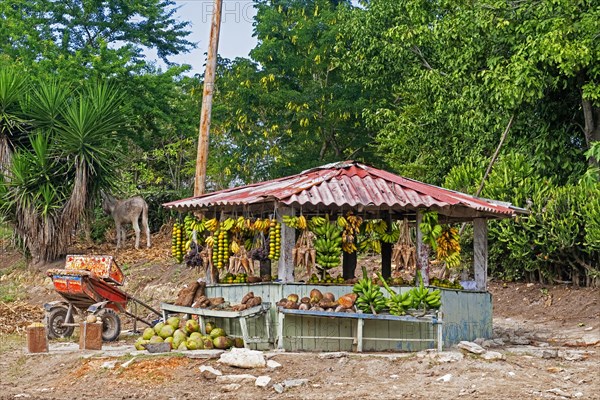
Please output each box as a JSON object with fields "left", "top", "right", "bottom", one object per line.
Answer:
{"left": 411, "top": 45, "right": 447, "bottom": 76}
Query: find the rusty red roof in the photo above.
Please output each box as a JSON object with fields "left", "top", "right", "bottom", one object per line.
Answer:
{"left": 163, "top": 161, "right": 524, "bottom": 220}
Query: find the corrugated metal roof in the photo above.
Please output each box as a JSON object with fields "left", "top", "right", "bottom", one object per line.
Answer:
{"left": 163, "top": 161, "right": 523, "bottom": 219}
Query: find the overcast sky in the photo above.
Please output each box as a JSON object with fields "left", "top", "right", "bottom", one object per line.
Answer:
{"left": 148, "top": 1, "right": 258, "bottom": 74}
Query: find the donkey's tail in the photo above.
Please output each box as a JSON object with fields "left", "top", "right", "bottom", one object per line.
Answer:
{"left": 142, "top": 199, "right": 151, "bottom": 248}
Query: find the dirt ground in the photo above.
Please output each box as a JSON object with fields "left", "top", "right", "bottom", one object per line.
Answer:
{"left": 0, "top": 235, "right": 598, "bottom": 400}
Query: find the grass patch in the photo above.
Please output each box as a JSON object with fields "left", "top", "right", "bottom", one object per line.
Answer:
{"left": 0, "top": 334, "right": 26, "bottom": 354}
{"left": 0, "top": 281, "right": 26, "bottom": 302}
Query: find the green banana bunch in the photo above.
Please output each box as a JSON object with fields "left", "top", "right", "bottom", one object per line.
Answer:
{"left": 406, "top": 271, "right": 442, "bottom": 310}
{"left": 377, "top": 272, "right": 411, "bottom": 316}
{"left": 313, "top": 220, "right": 343, "bottom": 270}
{"left": 353, "top": 267, "right": 386, "bottom": 314}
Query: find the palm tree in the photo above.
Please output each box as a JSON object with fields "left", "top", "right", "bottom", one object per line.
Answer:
{"left": 0, "top": 71, "right": 125, "bottom": 264}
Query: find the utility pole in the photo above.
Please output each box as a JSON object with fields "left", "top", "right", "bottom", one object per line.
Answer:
{"left": 194, "top": 0, "right": 223, "bottom": 197}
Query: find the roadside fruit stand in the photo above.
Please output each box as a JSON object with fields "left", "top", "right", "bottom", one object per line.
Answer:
{"left": 160, "top": 161, "right": 526, "bottom": 352}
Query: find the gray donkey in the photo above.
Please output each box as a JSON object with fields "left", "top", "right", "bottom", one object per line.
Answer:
{"left": 101, "top": 193, "right": 151, "bottom": 249}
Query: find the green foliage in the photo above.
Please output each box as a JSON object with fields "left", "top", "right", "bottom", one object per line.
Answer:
{"left": 339, "top": 0, "right": 596, "bottom": 184}
{"left": 210, "top": 0, "right": 378, "bottom": 185}
{"left": 0, "top": 68, "right": 126, "bottom": 262}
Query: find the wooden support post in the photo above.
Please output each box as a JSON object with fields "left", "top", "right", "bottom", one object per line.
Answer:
{"left": 473, "top": 218, "right": 488, "bottom": 291}
{"left": 342, "top": 251, "right": 357, "bottom": 280}
{"left": 277, "top": 206, "right": 295, "bottom": 283}
{"left": 416, "top": 210, "right": 430, "bottom": 286}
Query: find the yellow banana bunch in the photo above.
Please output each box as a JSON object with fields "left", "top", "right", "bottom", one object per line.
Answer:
{"left": 337, "top": 215, "right": 348, "bottom": 229}
{"left": 231, "top": 240, "right": 240, "bottom": 254}
{"left": 235, "top": 216, "right": 246, "bottom": 230}
{"left": 346, "top": 213, "right": 363, "bottom": 234}
{"left": 205, "top": 218, "right": 218, "bottom": 232}
{"left": 298, "top": 215, "right": 307, "bottom": 230}
{"left": 371, "top": 239, "right": 382, "bottom": 254}
{"left": 205, "top": 235, "right": 215, "bottom": 247}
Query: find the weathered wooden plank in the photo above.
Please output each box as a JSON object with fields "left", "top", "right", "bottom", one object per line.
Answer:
{"left": 416, "top": 210, "right": 430, "bottom": 286}
{"left": 473, "top": 218, "right": 488, "bottom": 291}
{"left": 276, "top": 205, "right": 295, "bottom": 283}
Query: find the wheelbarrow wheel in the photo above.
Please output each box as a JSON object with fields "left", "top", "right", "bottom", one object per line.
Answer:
{"left": 98, "top": 309, "right": 121, "bottom": 342}
{"left": 46, "top": 307, "right": 75, "bottom": 339}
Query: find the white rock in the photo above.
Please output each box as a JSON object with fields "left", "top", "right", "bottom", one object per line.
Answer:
{"left": 218, "top": 348, "right": 266, "bottom": 369}
{"left": 390, "top": 374, "right": 399, "bottom": 379}
{"left": 283, "top": 378, "right": 309, "bottom": 388}
{"left": 267, "top": 359, "right": 282, "bottom": 369}
{"left": 508, "top": 372, "right": 516, "bottom": 377}
{"left": 436, "top": 374, "right": 452, "bottom": 383}
{"left": 457, "top": 341, "right": 486, "bottom": 355}
{"left": 481, "top": 351, "right": 505, "bottom": 361}
{"left": 101, "top": 361, "right": 117, "bottom": 369}
{"left": 273, "top": 383, "right": 285, "bottom": 393}
{"left": 199, "top": 365, "right": 222, "bottom": 379}
{"left": 121, "top": 357, "right": 137, "bottom": 368}
{"left": 222, "top": 384, "right": 241, "bottom": 392}
{"left": 255, "top": 376, "right": 272, "bottom": 388}
{"left": 318, "top": 352, "right": 347, "bottom": 359}
{"left": 546, "top": 388, "right": 571, "bottom": 398}
{"left": 436, "top": 352, "right": 464, "bottom": 363}
{"left": 574, "top": 392, "right": 584, "bottom": 398}
{"left": 216, "top": 374, "right": 257, "bottom": 384}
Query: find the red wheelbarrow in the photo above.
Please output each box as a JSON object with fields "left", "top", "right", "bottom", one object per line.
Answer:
{"left": 45, "top": 255, "right": 160, "bottom": 342}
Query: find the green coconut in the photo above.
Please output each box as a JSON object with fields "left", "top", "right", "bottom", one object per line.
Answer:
{"left": 233, "top": 337, "right": 244, "bottom": 348}
{"left": 134, "top": 338, "right": 149, "bottom": 350}
{"left": 159, "top": 325, "right": 175, "bottom": 339}
{"left": 164, "top": 337, "right": 174, "bottom": 345}
{"left": 177, "top": 341, "right": 188, "bottom": 351}
{"left": 205, "top": 321, "right": 216, "bottom": 334}
{"left": 173, "top": 329, "right": 187, "bottom": 341}
{"left": 153, "top": 322, "right": 165, "bottom": 335}
{"left": 185, "top": 319, "right": 200, "bottom": 333}
{"left": 209, "top": 328, "right": 226, "bottom": 339}
{"left": 203, "top": 339, "right": 214, "bottom": 349}
{"left": 142, "top": 327, "right": 155, "bottom": 340}
{"left": 213, "top": 336, "right": 231, "bottom": 349}
{"left": 189, "top": 332, "right": 203, "bottom": 341}
{"left": 186, "top": 339, "right": 204, "bottom": 350}
{"left": 167, "top": 316, "right": 180, "bottom": 330}
{"left": 149, "top": 335, "right": 164, "bottom": 343}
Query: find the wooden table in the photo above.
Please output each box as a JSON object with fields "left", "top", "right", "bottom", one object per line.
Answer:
{"left": 277, "top": 307, "right": 443, "bottom": 352}
{"left": 160, "top": 302, "right": 272, "bottom": 348}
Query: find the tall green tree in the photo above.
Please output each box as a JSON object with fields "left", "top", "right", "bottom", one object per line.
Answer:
{"left": 339, "top": 0, "right": 597, "bottom": 184}
{"left": 210, "top": 0, "right": 377, "bottom": 185}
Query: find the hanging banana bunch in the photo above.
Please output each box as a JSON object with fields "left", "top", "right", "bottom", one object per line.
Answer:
{"left": 312, "top": 217, "right": 342, "bottom": 270}
{"left": 338, "top": 213, "right": 362, "bottom": 253}
{"left": 436, "top": 226, "right": 461, "bottom": 269}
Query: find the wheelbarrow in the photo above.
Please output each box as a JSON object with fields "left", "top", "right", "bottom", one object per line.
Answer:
{"left": 45, "top": 255, "right": 161, "bottom": 342}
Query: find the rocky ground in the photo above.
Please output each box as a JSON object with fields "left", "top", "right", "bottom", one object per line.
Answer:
{"left": 0, "top": 233, "right": 598, "bottom": 400}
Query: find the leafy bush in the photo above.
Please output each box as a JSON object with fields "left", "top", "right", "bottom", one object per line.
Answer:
{"left": 445, "top": 152, "right": 599, "bottom": 286}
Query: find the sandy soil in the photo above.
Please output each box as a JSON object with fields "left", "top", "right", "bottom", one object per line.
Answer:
{"left": 0, "top": 235, "right": 598, "bottom": 400}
